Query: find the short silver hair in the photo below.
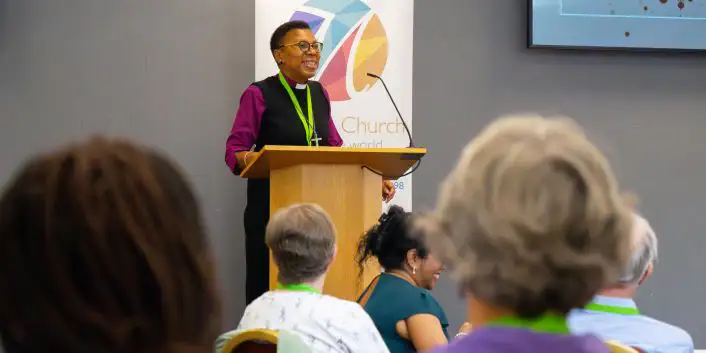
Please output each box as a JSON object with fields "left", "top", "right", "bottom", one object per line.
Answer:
{"left": 617, "top": 213, "right": 658, "bottom": 284}
{"left": 265, "top": 203, "right": 336, "bottom": 284}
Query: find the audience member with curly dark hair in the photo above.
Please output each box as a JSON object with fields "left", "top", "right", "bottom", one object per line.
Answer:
{"left": 357, "top": 206, "right": 468, "bottom": 353}
{"left": 0, "top": 137, "right": 220, "bottom": 353}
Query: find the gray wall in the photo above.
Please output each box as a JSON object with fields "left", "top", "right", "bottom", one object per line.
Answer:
{"left": 0, "top": 0, "right": 255, "bottom": 331}
{"left": 0, "top": 0, "right": 703, "bottom": 348}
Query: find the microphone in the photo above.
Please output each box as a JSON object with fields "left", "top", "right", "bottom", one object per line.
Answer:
{"left": 366, "top": 72, "right": 414, "bottom": 148}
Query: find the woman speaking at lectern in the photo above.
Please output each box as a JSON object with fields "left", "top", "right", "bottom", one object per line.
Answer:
{"left": 225, "top": 20, "right": 396, "bottom": 304}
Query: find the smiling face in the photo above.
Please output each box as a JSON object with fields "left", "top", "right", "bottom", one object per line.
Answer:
{"left": 407, "top": 250, "right": 444, "bottom": 290}
{"left": 273, "top": 28, "right": 321, "bottom": 83}
{"left": 418, "top": 253, "right": 444, "bottom": 290}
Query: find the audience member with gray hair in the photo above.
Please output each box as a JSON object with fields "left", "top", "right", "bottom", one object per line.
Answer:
{"left": 217, "top": 203, "right": 389, "bottom": 353}
{"left": 570, "top": 213, "right": 694, "bottom": 353}
{"left": 422, "top": 114, "right": 635, "bottom": 353}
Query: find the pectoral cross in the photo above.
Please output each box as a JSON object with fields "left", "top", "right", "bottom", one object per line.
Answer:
{"left": 311, "top": 136, "right": 322, "bottom": 147}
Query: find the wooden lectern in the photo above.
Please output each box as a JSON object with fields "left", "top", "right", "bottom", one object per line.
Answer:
{"left": 241, "top": 145, "right": 426, "bottom": 301}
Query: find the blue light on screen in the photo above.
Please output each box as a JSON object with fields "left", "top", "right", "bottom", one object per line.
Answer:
{"left": 530, "top": 0, "right": 706, "bottom": 51}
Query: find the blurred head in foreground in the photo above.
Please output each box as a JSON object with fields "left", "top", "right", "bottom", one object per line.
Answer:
{"left": 0, "top": 137, "right": 219, "bottom": 353}
{"left": 421, "top": 114, "right": 635, "bottom": 323}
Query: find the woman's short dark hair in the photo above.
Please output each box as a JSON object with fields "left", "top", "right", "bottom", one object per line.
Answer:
{"left": 356, "top": 205, "right": 429, "bottom": 278}
{"left": 270, "top": 20, "right": 311, "bottom": 52}
{"left": 0, "top": 137, "right": 220, "bottom": 353}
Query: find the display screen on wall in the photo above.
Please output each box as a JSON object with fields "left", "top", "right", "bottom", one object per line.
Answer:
{"left": 529, "top": 0, "right": 706, "bottom": 51}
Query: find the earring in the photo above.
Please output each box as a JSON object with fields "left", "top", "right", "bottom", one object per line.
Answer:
{"left": 412, "top": 267, "right": 417, "bottom": 275}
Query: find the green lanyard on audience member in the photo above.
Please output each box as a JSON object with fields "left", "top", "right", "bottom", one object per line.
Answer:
{"left": 583, "top": 303, "right": 640, "bottom": 315}
{"left": 487, "top": 313, "right": 570, "bottom": 334}
{"left": 277, "top": 283, "right": 320, "bottom": 294}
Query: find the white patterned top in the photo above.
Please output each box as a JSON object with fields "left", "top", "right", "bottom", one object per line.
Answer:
{"left": 225, "top": 290, "right": 390, "bottom": 353}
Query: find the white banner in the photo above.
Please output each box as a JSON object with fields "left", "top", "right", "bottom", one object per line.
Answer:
{"left": 255, "top": 0, "right": 415, "bottom": 211}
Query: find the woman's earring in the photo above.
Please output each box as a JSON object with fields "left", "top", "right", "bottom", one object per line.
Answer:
{"left": 412, "top": 266, "right": 417, "bottom": 275}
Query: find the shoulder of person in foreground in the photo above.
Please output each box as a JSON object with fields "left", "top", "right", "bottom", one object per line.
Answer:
{"left": 214, "top": 329, "right": 239, "bottom": 353}
{"left": 388, "top": 288, "right": 449, "bottom": 352}
{"left": 401, "top": 288, "right": 448, "bottom": 326}
{"left": 640, "top": 315, "right": 695, "bottom": 353}
{"left": 384, "top": 280, "right": 446, "bottom": 316}
{"left": 318, "top": 295, "right": 390, "bottom": 353}
{"left": 213, "top": 294, "right": 273, "bottom": 353}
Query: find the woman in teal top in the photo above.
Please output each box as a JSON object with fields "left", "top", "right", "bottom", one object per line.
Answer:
{"left": 356, "top": 206, "right": 462, "bottom": 353}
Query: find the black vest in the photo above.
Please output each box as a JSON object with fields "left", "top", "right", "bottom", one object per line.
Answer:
{"left": 252, "top": 75, "right": 331, "bottom": 151}
{"left": 245, "top": 75, "right": 333, "bottom": 230}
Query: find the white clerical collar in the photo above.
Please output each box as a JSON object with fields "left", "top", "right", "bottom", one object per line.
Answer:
{"left": 295, "top": 83, "right": 307, "bottom": 90}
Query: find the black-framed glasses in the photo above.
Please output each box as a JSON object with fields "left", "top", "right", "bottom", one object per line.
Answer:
{"left": 280, "top": 41, "right": 324, "bottom": 53}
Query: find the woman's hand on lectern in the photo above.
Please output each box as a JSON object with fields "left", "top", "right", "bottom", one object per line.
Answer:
{"left": 235, "top": 150, "right": 260, "bottom": 170}
{"left": 382, "top": 180, "right": 396, "bottom": 202}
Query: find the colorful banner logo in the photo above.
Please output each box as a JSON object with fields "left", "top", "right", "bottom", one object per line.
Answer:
{"left": 290, "top": 0, "right": 389, "bottom": 102}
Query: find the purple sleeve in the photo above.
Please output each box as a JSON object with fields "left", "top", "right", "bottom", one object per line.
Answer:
{"left": 322, "top": 85, "right": 344, "bottom": 147}
{"left": 225, "top": 85, "right": 266, "bottom": 174}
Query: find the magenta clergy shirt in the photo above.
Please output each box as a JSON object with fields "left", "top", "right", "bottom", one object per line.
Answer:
{"left": 225, "top": 75, "right": 344, "bottom": 173}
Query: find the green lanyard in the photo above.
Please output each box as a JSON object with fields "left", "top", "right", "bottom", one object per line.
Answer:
{"left": 488, "top": 313, "right": 570, "bottom": 334}
{"left": 278, "top": 72, "right": 314, "bottom": 146}
{"left": 276, "top": 283, "right": 320, "bottom": 294}
{"left": 584, "top": 303, "right": 640, "bottom": 315}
